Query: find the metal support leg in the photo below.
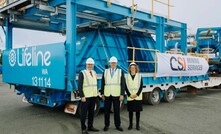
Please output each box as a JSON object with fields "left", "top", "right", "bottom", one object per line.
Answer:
{"left": 5, "top": 18, "right": 13, "bottom": 50}
{"left": 156, "top": 17, "right": 165, "bottom": 53}
{"left": 219, "top": 45, "right": 221, "bottom": 58}
{"left": 218, "top": 34, "right": 221, "bottom": 58}
{"left": 66, "top": 0, "right": 77, "bottom": 91}
{"left": 181, "top": 24, "right": 187, "bottom": 54}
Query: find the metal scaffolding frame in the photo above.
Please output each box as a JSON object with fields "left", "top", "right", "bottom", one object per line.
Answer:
{"left": 0, "top": 0, "right": 187, "bottom": 91}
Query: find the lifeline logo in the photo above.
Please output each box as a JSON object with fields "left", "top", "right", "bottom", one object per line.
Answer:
{"left": 9, "top": 49, "right": 16, "bottom": 66}
{"left": 8, "top": 47, "right": 51, "bottom": 67}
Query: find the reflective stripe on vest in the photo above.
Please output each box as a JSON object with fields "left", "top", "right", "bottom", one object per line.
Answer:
{"left": 82, "top": 70, "right": 98, "bottom": 98}
{"left": 104, "top": 68, "right": 121, "bottom": 97}
{"left": 126, "top": 73, "right": 142, "bottom": 101}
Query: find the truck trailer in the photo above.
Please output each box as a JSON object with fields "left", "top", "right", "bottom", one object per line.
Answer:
{"left": 0, "top": 0, "right": 221, "bottom": 116}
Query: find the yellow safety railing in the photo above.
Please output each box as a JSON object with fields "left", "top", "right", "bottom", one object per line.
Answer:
{"left": 188, "top": 53, "right": 209, "bottom": 62}
{"left": 130, "top": 0, "right": 138, "bottom": 25}
{"left": 0, "top": 0, "right": 6, "bottom": 7}
{"left": 127, "top": 47, "right": 159, "bottom": 80}
{"left": 165, "top": 50, "right": 184, "bottom": 55}
{"left": 106, "top": 0, "right": 174, "bottom": 22}
{"left": 107, "top": 0, "right": 111, "bottom": 7}
{"left": 151, "top": 0, "right": 174, "bottom": 21}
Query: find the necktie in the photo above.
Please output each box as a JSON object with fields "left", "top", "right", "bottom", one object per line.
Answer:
{"left": 111, "top": 69, "right": 115, "bottom": 78}
{"left": 90, "top": 71, "right": 93, "bottom": 77}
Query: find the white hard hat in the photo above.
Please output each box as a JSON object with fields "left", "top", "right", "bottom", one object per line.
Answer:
{"left": 109, "top": 56, "right": 118, "bottom": 63}
{"left": 129, "top": 62, "right": 137, "bottom": 66}
{"left": 86, "top": 58, "right": 95, "bottom": 64}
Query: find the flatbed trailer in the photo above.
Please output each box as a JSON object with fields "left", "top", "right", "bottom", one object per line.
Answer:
{"left": 0, "top": 0, "right": 221, "bottom": 115}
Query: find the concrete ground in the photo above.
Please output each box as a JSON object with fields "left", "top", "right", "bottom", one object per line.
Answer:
{"left": 0, "top": 79, "right": 221, "bottom": 134}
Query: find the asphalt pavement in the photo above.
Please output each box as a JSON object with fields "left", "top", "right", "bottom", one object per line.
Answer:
{"left": 0, "top": 79, "right": 221, "bottom": 134}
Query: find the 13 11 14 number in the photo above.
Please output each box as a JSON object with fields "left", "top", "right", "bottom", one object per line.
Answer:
{"left": 32, "top": 76, "right": 51, "bottom": 87}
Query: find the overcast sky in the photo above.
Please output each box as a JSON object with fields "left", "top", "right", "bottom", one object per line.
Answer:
{"left": 0, "top": 0, "right": 220, "bottom": 49}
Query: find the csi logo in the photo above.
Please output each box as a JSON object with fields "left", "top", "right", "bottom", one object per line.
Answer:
{"left": 170, "top": 56, "right": 186, "bottom": 71}
{"left": 8, "top": 47, "right": 51, "bottom": 67}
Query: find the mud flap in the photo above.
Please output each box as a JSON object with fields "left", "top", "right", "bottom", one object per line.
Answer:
{"left": 22, "top": 95, "right": 29, "bottom": 103}
{"left": 64, "top": 102, "right": 78, "bottom": 115}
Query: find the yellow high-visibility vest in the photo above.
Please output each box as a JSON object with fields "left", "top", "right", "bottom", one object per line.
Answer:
{"left": 126, "top": 73, "right": 142, "bottom": 101}
{"left": 104, "top": 68, "right": 122, "bottom": 97}
{"left": 82, "top": 70, "right": 98, "bottom": 98}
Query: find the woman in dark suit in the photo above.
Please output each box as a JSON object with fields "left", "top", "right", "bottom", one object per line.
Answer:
{"left": 125, "top": 62, "right": 143, "bottom": 130}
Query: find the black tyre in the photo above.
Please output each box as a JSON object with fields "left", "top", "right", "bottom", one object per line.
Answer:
{"left": 164, "top": 86, "right": 176, "bottom": 103}
{"left": 142, "top": 92, "right": 149, "bottom": 104}
{"left": 148, "top": 88, "right": 161, "bottom": 105}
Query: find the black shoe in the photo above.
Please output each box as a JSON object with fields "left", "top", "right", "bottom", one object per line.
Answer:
{"left": 116, "top": 126, "right": 123, "bottom": 132}
{"left": 136, "top": 126, "right": 140, "bottom": 130}
{"left": 88, "top": 127, "right": 99, "bottom": 132}
{"left": 82, "top": 130, "right": 88, "bottom": 134}
{"left": 103, "top": 126, "right": 109, "bottom": 131}
{"left": 128, "top": 125, "right": 132, "bottom": 130}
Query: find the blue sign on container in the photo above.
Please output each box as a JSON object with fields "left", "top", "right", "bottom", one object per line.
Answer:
{"left": 2, "top": 43, "right": 66, "bottom": 90}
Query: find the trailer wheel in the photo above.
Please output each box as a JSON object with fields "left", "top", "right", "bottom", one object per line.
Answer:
{"left": 148, "top": 88, "right": 161, "bottom": 105}
{"left": 77, "top": 97, "right": 100, "bottom": 117}
{"left": 142, "top": 92, "right": 149, "bottom": 104}
{"left": 164, "top": 86, "right": 175, "bottom": 103}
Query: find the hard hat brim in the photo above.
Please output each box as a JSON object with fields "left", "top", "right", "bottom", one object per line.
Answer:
{"left": 86, "top": 62, "right": 95, "bottom": 64}
{"left": 129, "top": 62, "right": 137, "bottom": 66}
